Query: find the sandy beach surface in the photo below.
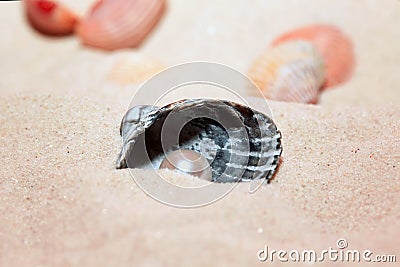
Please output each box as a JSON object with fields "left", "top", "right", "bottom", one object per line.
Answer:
{"left": 0, "top": 1, "right": 399, "bottom": 266}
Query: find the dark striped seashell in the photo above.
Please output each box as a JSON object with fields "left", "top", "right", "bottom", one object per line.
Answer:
{"left": 116, "top": 99, "right": 282, "bottom": 183}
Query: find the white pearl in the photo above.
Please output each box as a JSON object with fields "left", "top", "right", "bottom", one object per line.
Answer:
{"left": 160, "top": 150, "right": 212, "bottom": 181}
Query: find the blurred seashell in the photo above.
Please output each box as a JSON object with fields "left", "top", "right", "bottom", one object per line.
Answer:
{"left": 248, "top": 40, "right": 325, "bottom": 104}
{"left": 108, "top": 56, "right": 165, "bottom": 85}
{"left": 24, "top": 0, "right": 79, "bottom": 36}
{"left": 272, "top": 24, "right": 355, "bottom": 88}
{"left": 76, "top": 0, "right": 166, "bottom": 50}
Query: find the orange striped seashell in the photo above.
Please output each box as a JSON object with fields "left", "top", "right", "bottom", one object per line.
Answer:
{"left": 24, "top": 0, "right": 79, "bottom": 36}
{"left": 248, "top": 40, "right": 325, "bottom": 104}
{"left": 272, "top": 24, "right": 355, "bottom": 88}
{"left": 76, "top": 0, "right": 166, "bottom": 51}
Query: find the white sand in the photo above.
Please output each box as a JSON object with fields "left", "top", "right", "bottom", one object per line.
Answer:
{"left": 0, "top": 1, "right": 399, "bottom": 266}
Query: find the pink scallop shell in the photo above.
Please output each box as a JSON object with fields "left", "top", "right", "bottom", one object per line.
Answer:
{"left": 272, "top": 24, "right": 355, "bottom": 88}
{"left": 248, "top": 40, "right": 326, "bottom": 104}
{"left": 76, "top": 0, "right": 166, "bottom": 50}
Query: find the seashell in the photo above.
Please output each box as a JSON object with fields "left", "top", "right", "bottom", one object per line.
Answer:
{"left": 248, "top": 40, "right": 325, "bottom": 104}
{"left": 116, "top": 99, "right": 282, "bottom": 183}
{"left": 160, "top": 149, "right": 213, "bottom": 181}
{"left": 76, "top": 0, "right": 166, "bottom": 51}
{"left": 272, "top": 24, "right": 355, "bottom": 88}
{"left": 119, "top": 104, "right": 158, "bottom": 137}
{"left": 24, "top": 0, "right": 79, "bottom": 36}
{"left": 108, "top": 56, "right": 165, "bottom": 85}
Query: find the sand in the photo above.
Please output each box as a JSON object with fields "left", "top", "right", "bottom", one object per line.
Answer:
{"left": 0, "top": 0, "right": 399, "bottom": 266}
